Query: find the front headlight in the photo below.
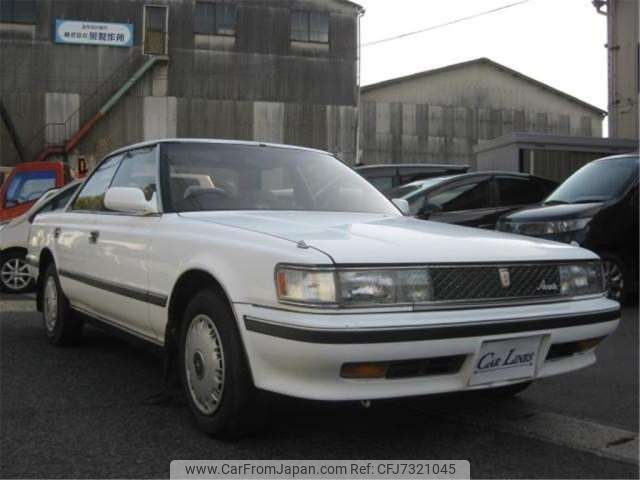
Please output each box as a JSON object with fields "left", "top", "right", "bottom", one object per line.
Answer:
{"left": 502, "top": 218, "right": 592, "bottom": 236}
{"left": 559, "top": 263, "right": 605, "bottom": 296}
{"left": 339, "top": 269, "right": 433, "bottom": 306}
{"left": 275, "top": 265, "right": 433, "bottom": 307}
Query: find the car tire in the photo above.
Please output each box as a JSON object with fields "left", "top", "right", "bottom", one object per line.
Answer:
{"left": 600, "top": 252, "right": 627, "bottom": 303}
{"left": 481, "top": 381, "right": 532, "bottom": 399}
{"left": 42, "top": 263, "right": 83, "bottom": 346}
{"left": 178, "top": 288, "right": 265, "bottom": 439}
{"left": 0, "top": 251, "right": 34, "bottom": 294}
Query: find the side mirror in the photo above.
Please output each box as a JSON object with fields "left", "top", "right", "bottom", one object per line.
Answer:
{"left": 392, "top": 198, "right": 410, "bottom": 215}
{"left": 104, "top": 187, "right": 158, "bottom": 215}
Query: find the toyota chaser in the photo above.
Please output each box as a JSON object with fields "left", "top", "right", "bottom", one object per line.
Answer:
{"left": 27, "top": 139, "right": 620, "bottom": 437}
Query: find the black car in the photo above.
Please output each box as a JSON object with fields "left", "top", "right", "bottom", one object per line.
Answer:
{"left": 355, "top": 163, "right": 469, "bottom": 193}
{"left": 497, "top": 154, "right": 639, "bottom": 301}
{"left": 387, "top": 172, "right": 558, "bottom": 229}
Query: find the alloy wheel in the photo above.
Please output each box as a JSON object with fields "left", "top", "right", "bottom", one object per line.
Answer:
{"left": 43, "top": 276, "right": 58, "bottom": 332}
{"left": 603, "top": 260, "right": 624, "bottom": 302}
{"left": 0, "top": 257, "right": 31, "bottom": 292}
{"left": 184, "top": 314, "right": 226, "bottom": 415}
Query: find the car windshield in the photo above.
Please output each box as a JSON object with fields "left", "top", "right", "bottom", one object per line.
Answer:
{"left": 545, "top": 156, "right": 639, "bottom": 205}
{"left": 4, "top": 170, "right": 57, "bottom": 207}
{"left": 163, "top": 143, "right": 400, "bottom": 215}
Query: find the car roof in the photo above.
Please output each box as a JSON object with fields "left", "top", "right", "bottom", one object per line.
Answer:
{"left": 354, "top": 163, "right": 469, "bottom": 171}
{"left": 398, "top": 171, "right": 554, "bottom": 189}
{"left": 429, "top": 171, "right": 546, "bottom": 180}
{"left": 106, "top": 138, "right": 333, "bottom": 159}
{"left": 592, "top": 153, "right": 639, "bottom": 162}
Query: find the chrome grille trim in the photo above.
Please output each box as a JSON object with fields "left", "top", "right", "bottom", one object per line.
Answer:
{"left": 430, "top": 263, "right": 562, "bottom": 302}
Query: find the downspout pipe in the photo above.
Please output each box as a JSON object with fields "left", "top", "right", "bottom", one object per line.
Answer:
{"left": 0, "top": 99, "right": 26, "bottom": 162}
{"left": 354, "top": 7, "right": 365, "bottom": 166}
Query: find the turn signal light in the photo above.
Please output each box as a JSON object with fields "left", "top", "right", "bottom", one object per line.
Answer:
{"left": 546, "top": 337, "right": 606, "bottom": 360}
{"left": 575, "top": 337, "right": 606, "bottom": 352}
{"left": 341, "top": 363, "right": 387, "bottom": 379}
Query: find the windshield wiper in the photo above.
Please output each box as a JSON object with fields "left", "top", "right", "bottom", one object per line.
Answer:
{"left": 543, "top": 200, "right": 568, "bottom": 206}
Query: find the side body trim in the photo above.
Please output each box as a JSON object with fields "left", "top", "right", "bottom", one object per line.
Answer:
{"left": 59, "top": 269, "right": 168, "bottom": 307}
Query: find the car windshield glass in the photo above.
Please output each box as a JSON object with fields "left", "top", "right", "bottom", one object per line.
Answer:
{"left": 4, "top": 171, "right": 57, "bottom": 207}
{"left": 163, "top": 143, "right": 400, "bottom": 215}
{"left": 545, "top": 156, "right": 639, "bottom": 204}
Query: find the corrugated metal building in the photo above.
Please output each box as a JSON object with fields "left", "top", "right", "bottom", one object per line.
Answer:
{"left": 359, "top": 58, "right": 607, "bottom": 168}
{"left": 475, "top": 133, "right": 638, "bottom": 182}
{"left": 0, "top": 0, "right": 363, "bottom": 170}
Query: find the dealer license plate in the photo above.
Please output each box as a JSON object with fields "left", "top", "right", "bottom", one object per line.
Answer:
{"left": 469, "top": 336, "right": 542, "bottom": 386}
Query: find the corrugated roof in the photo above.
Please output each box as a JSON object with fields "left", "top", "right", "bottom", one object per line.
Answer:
{"left": 361, "top": 57, "right": 607, "bottom": 116}
{"left": 337, "top": 0, "right": 364, "bottom": 11}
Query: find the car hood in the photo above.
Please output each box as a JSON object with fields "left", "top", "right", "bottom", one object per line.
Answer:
{"left": 180, "top": 211, "right": 596, "bottom": 264}
{"left": 503, "top": 202, "right": 604, "bottom": 222}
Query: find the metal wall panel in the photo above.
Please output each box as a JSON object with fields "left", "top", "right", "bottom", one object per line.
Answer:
{"left": 0, "top": 0, "right": 360, "bottom": 165}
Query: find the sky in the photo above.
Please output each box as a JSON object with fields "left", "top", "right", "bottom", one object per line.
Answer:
{"left": 357, "top": 0, "right": 608, "bottom": 118}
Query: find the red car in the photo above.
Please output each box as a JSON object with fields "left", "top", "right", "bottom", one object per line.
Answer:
{"left": 0, "top": 162, "right": 73, "bottom": 222}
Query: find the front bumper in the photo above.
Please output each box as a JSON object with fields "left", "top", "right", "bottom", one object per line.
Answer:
{"left": 235, "top": 297, "right": 619, "bottom": 401}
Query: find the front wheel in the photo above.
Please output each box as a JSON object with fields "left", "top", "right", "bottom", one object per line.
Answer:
{"left": 178, "top": 289, "right": 265, "bottom": 438}
{"left": 0, "top": 251, "right": 34, "bottom": 294}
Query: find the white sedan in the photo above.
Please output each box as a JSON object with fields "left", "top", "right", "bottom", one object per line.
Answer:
{"left": 27, "top": 139, "right": 619, "bottom": 438}
{"left": 0, "top": 182, "right": 79, "bottom": 293}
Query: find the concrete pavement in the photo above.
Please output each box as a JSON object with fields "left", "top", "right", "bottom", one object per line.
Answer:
{"left": 0, "top": 295, "right": 637, "bottom": 478}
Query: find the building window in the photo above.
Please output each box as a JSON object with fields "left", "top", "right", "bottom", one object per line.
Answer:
{"left": 291, "top": 10, "right": 329, "bottom": 44}
{"left": 0, "top": 0, "right": 36, "bottom": 24}
{"left": 194, "top": 2, "right": 236, "bottom": 36}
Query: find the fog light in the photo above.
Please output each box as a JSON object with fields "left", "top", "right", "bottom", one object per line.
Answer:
{"left": 341, "top": 362, "right": 387, "bottom": 379}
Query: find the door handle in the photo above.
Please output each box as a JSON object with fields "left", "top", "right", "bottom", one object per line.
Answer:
{"left": 89, "top": 231, "right": 100, "bottom": 244}
{"left": 53, "top": 227, "right": 61, "bottom": 239}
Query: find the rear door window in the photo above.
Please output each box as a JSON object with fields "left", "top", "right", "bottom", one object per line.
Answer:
{"left": 34, "top": 185, "right": 80, "bottom": 218}
{"left": 427, "top": 177, "right": 492, "bottom": 212}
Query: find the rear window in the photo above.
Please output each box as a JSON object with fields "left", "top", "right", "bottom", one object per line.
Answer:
{"left": 497, "top": 177, "right": 553, "bottom": 206}
{"left": 4, "top": 171, "right": 56, "bottom": 207}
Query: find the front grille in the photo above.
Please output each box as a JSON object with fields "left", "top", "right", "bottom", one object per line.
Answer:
{"left": 430, "top": 264, "right": 561, "bottom": 303}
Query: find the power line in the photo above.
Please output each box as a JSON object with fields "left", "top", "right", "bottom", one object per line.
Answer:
{"left": 1, "top": 0, "right": 537, "bottom": 86}
{"left": 360, "top": 0, "right": 534, "bottom": 50}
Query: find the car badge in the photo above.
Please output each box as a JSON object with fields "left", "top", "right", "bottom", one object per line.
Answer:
{"left": 499, "top": 268, "right": 511, "bottom": 288}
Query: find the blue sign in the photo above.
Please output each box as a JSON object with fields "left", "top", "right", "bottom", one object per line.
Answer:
{"left": 55, "top": 20, "right": 134, "bottom": 47}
